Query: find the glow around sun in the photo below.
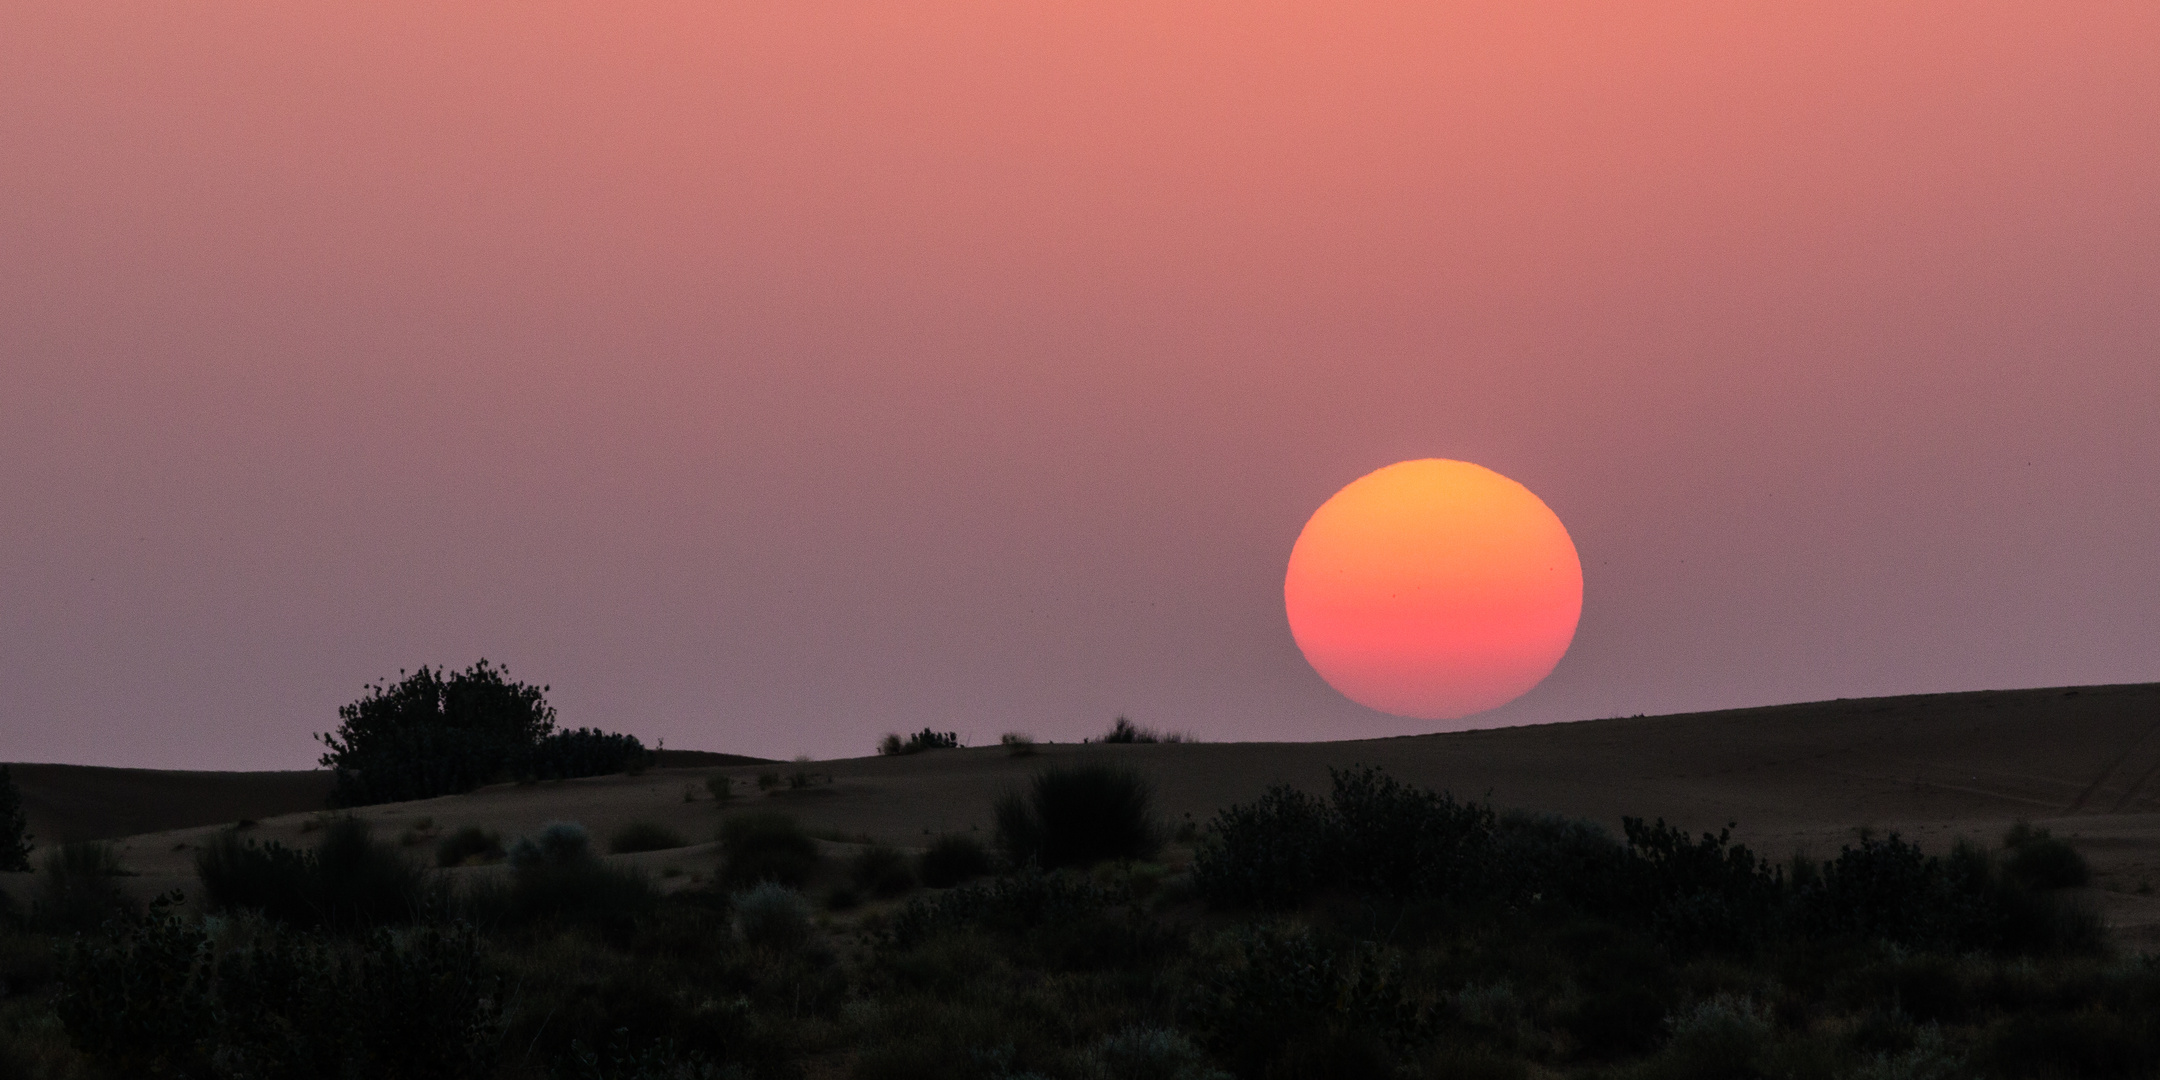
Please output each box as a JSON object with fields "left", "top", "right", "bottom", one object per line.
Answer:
{"left": 1284, "top": 459, "right": 1583, "bottom": 720}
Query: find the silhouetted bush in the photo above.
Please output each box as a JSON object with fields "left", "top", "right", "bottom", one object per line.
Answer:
{"left": 55, "top": 895, "right": 498, "bottom": 1078}
{"left": 1620, "top": 817, "right": 1783, "bottom": 951}
{"left": 1000, "top": 731, "right": 1037, "bottom": 757}
{"left": 608, "top": 821, "right": 688, "bottom": 855}
{"left": 197, "top": 818, "right": 431, "bottom": 931}
{"left": 317, "top": 660, "right": 649, "bottom": 807}
{"left": 0, "top": 766, "right": 30, "bottom": 872}
{"left": 850, "top": 844, "right": 918, "bottom": 899}
{"left": 919, "top": 834, "right": 993, "bottom": 889}
{"left": 882, "top": 869, "right": 1123, "bottom": 949}
{"left": 33, "top": 843, "right": 135, "bottom": 934}
{"left": 719, "top": 813, "right": 821, "bottom": 888}
{"left": 705, "top": 773, "right": 735, "bottom": 802}
{"left": 1192, "top": 767, "right": 1494, "bottom": 909}
{"left": 995, "top": 764, "right": 1160, "bottom": 869}
{"left": 435, "top": 825, "right": 505, "bottom": 867}
{"left": 878, "top": 728, "right": 962, "bottom": 756}
{"left": 2002, "top": 822, "right": 2091, "bottom": 891}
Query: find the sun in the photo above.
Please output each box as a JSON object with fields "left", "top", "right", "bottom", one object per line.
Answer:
{"left": 1284, "top": 459, "right": 1583, "bottom": 720}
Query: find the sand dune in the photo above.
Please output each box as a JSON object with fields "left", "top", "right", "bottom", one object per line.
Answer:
{"left": 10, "top": 682, "right": 2160, "bottom": 944}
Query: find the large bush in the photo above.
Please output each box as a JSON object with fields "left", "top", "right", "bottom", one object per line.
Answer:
{"left": 0, "top": 765, "right": 30, "bottom": 872}
{"left": 316, "top": 660, "right": 650, "bottom": 807}
{"left": 995, "top": 764, "right": 1161, "bottom": 869}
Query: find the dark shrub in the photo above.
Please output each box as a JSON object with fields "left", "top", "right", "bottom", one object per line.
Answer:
{"left": 56, "top": 895, "right": 498, "bottom": 1079}
{"left": 316, "top": 660, "right": 649, "bottom": 807}
{"left": 1095, "top": 716, "right": 1160, "bottom": 744}
{"left": 478, "top": 822, "right": 656, "bottom": 935}
{"left": 0, "top": 765, "right": 30, "bottom": 872}
{"left": 705, "top": 773, "right": 735, "bottom": 802}
{"left": 879, "top": 728, "right": 962, "bottom": 756}
{"left": 719, "top": 813, "right": 821, "bottom": 888}
{"left": 198, "top": 818, "right": 429, "bottom": 930}
{"left": 435, "top": 825, "right": 505, "bottom": 867}
{"left": 1982, "top": 1009, "right": 2160, "bottom": 1079}
{"left": 1620, "top": 818, "right": 1783, "bottom": 951}
{"left": 608, "top": 821, "right": 688, "bottom": 854}
{"left": 995, "top": 764, "right": 1160, "bottom": 869}
{"left": 1193, "top": 924, "right": 1424, "bottom": 1075}
{"left": 882, "top": 870, "right": 1120, "bottom": 949}
{"left": 2003, "top": 824, "right": 2091, "bottom": 891}
{"left": 920, "top": 834, "right": 993, "bottom": 888}
{"left": 1193, "top": 767, "right": 1494, "bottom": 909}
{"left": 850, "top": 844, "right": 917, "bottom": 899}
{"left": 33, "top": 842, "right": 135, "bottom": 933}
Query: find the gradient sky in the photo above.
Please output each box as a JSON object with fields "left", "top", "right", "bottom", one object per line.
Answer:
{"left": 3, "top": 3, "right": 2156, "bottom": 770}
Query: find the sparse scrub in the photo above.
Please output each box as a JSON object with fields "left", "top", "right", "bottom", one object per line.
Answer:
{"left": 879, "top": 728, "right": 962, "bottom": 756}
{"left": 719, "top": 812, "right": 821, "bottom": 888}
{"left": 1093, "top": 716, "right": 1158, "bottom": 743}
{"left": 435, "top": 824, "right": 505, "bottom": 867}
{"left": 197, "top": 817, "right": 430, "bottom": 930}
{"left": 850, "top": 843, "right": 918, "bottom": 899}
{"left": 705, "top": 773, "right": 735, "bottom": 802}
{"left": 1000, "top": 731, "right": 1037, "bottom": 756}
{"left": 995, "top": 764, "right": 1160, "bottom": 869}
{"left": 481, "top": 821, "right": 656, "bottom": 935}
{"left": 735, "top": 882, "right": 813, "bottom": 950}
{"left": 2001, "top": 821, "right": 2091, "bottom": 891}
{"left": 33, "top": 842, "right": 134, "bottom": 933}
{"left": 608, "top": 821, "right": 689, "bottom": 854}
{"left": 1075, "top": 1026, "right": 1230, "bottom": 1080}
{"left": 920, "top": 834, "right": 993, "bottom": 888}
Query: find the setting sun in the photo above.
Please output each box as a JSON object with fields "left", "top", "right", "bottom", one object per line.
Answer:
{"left": 1285, "top": 459, "right": 1583, "bottom": 720}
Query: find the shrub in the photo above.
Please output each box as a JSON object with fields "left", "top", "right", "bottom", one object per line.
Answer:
{"left": 1094, "top": 716, "right": 1158, "bottom": 743}
{"left": 996, "top": 764, "right": 1161, "bottom": 869}
{"left": 1075, "top": 1026, "right": 1230, "bottom": 1080}
{"left": 719, "top": 813, "right": 821, "bottom": 888}
{"left": 920, "top": 834, "right": 993, "bottom": 888}
{"left": 316, "top": 660, "right": 648, "bottom": 807}
{"left": 55, "top": 895, "right": 499, "bottom": 1078}
{"left": 0, "top": 765, "right": 30, "bottom": 872}
{"left": 34, "top": 842, "right": 135, "bottom": 933}
{"left": 879, "top": 728, "right": 962, "bottom": 756}
{"left": 1642, "top": 995, "right": 1777, "bottom": 1079}
{"left": 1620, "top": 818, "right": 1783, "bottom": 951}
{"left": 849, "top": 844, "right": 917, "bottom": 899}
{"left": 1001, "top": 732, "right": 1038, "bottom": 756}
{"left": 881, "top": 869, "right": 1123, "bottom": 949}
{"left": 197, "top": 818, "right": 430, "bottom": 930}
{"left": 483, "top": 822, "right": 656, "bottom": 934}
{"left": 435, "top": 825, "right": 505, "bottom": 867}
{"left": 705, "top": 774, "right": 735, "bottom": 802}
{"left": 2002, "top": 824, "right": 2090, "bottom": 891}
{"left": 1192, "top": 767, "right": 1495, "bottom": 909}
{"left": 609, "top": 821, "right": 689, "bottom": 854}
{"left": 735, "top": 882, "right": 813, "bottom": 950}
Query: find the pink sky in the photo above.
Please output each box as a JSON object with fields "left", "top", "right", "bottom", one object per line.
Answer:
{"left": 3, "top": 3, "right": 2156, "bottom": 769}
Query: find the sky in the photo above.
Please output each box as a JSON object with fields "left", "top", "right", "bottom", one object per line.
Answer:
{"left": 2, "top": 3, "right": 2156, "bottom": 770}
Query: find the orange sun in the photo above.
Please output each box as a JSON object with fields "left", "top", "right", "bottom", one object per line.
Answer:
{"left": 1284, "top": 459, "right": 1583, "bottom": 720}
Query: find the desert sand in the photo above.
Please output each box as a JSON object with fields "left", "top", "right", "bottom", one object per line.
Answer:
{"left": 10, "top": 682, "right": 2160, "bottom": 945}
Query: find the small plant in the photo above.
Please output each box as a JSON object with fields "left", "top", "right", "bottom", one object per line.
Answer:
{"left": 705, "top": 774, "right": 735, "bottom": 802}
{"left": 2002, "top": 822, "right": 2091, "bottom": 890}
{"left": 608, "top": 821, "right": 688, "bottom": 854}
{"left": 734, "top": 882, "right": 813, "bottom": 950}
{"left": 1093, "top": 716, "right": 1159, "bottom": 743}
{"left": 849, "top": 844, "right": 917, "bottom": 899}
{"left": 919, "top": 833, "right": 993, "bottom": 888}
{"left": 486, "top": 821, "right": 655, "bottom": 934}
{"left": 995, "top": 764, "right": 1161, "bottom": 869}
{"left": 878, "top": 728, "right": 963, "bottom": 756}
{"left": 1075, "top": 1026, "right": 1230, "bottom": 1080}
{"left": 757, "top": 772, "right": 781, "bottom": 792}
{"left": 1000, "top": 731, "right": 1038, "bottom": 757}
{"left": 787, "top": 770, "right": 815, "bottom": 789}
{"left": 35, "top": 842, "right": 135, "bottom": 933}
{"left": 509, "top": 821, "right": 593, "bottom": 868}
{"left": 719, "top": 813, "right": 821, "bottom": 888}
{"left": 435, "top": 825, "right": 505, "bottom": 867}
{"left": 0, "top": 765, "right": 31, "bottom": 871}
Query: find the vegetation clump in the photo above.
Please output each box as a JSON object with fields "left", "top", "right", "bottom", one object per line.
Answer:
{"left": 434, "top": 825, "right": 505, "bottom": 867}
{"left": 196, "top": 817, "right": 431, "bottom": 931}
{"left": 1089, "top": 716, "right": 1194, "bottom": 744}
{"left": 316, "top": 660, "right": 651, "bottom": 807}
{"left": 2000, "top": 820, "right": 2092, "bottom": 891}
{"left": 878, "top": 728, "right": 962, "bottom": 755}
{"left": 919, "top": 833, "right": 994, "bottom": 888}
{"left": 849, "top": 843, "right": 918, "bottom": 899}
{"left": 719, "top": 812, "right": 821, "bottom": 889}
{"left": 996, "top": 764, "right": 1161, "bottom": 869}
{"left": 0, "top": 765, "right": 31, "bottom": 872}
